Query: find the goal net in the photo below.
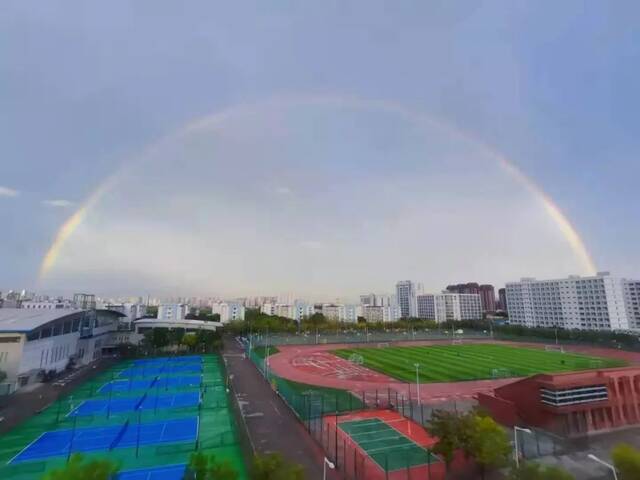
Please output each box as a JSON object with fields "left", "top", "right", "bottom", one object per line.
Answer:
{"left": 492, "top": 368, "right": 511, "bottom": 378}
{"left": 377, "top": 342, "right": 390, "bottom": 348}
{"left": 451, "top": 339, "right": 463, "bottom": 345}
{"left": 544, "top": 345, "right": 564, "bottom": 353}
{"left": 348, "top": 353, "right": 364, "bottom": 366}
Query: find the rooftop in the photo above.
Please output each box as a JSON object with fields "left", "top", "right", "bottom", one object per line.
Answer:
{"left": 0, "top": 308, "right": 125, "bottom": 333}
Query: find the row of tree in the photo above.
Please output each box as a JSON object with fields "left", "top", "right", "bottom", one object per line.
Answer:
{"left": 43, "top": 451, "right": 303, "bottom": 480}
{"left": 428, "top": 408, "right": 640, "bottom": 479}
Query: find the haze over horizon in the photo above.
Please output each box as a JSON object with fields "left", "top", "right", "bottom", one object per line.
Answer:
{"left": 2, "top": 2, "right": 639, "bottom": 298}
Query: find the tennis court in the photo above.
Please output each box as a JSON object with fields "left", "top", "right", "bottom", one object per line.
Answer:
{"left": 98, "top": 375, "right": 202, "bottom": 393}
{"left": 339, "top": 418, "right": 436, "bottom": 471}
{"left": 118, "top": 464, "right": 186, "bottom": 480}
{"left": 118, "top": 364, "right": 203, "bottom": 378}
{"left": 69, "top": 392, "right": 200, "bottom": 416}
{"left": 10, "top": 417, "right": 198, "bottom": 463}
{"left": 134, "top": 355, "right": 202, "bottom": 366}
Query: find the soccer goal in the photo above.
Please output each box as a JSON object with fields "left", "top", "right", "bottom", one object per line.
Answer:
{"left": 589, "top": 360, "right": 604, "bottom": 369}
{"left": 348, "top": 353, "right": 364, "bottom": 366}
{"left": 544, "top": 345, "right": 564, "bottom": 353}
{"left": 451, "top": 339, "right": 464, "bottom": 345}
{"left": 377, "top": 342, "right": 390, "bottom": 349}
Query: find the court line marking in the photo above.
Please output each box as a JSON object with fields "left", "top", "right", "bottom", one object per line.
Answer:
{"left": 7, "top": 432, "right": 46, "bottom": 464}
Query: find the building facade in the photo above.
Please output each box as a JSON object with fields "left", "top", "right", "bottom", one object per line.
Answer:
{"left": 362, "top": 305, "right": 401, "bottom": 323}
{"left": 210, "top": 302, "right": 245, "bottom": 323}
{"left": 446, "top": 283, "right": 496, "bottom": 313}
{"left": 416, "top": 294, "right": 436, "bottom": 320}
{"left": 395, "top": 281, "right": 421, "bottom": 318}
{"left": 157, "top": 304, "right": 189, "bottom": 322}
{"left": 478, "top": 367, "right": 640, "bottom": 437}
{"left": 505, "top": 273, "right": 639, "bottom": 331}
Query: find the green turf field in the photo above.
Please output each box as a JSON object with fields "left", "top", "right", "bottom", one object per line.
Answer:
{"left": 251, "top": 345, "right": 279, "bottom": 360}
{"left": 333, "top": 343, "right": 626, "bottom": 383}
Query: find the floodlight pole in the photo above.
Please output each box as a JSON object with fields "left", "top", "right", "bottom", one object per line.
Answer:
{"left": 414, "top": 363, "right": 421, "bottom": 405}
{"left": 587, "top": 454, "right": 618, "bottom": 480}
{"left": 513, "top": 426, "right": 532, "bottom": 468}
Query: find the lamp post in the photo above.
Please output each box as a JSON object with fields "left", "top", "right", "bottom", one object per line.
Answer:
{"left": 414, "top": 363, "right": 421, "bottom": 405}
{"left": 323, "top": 457, "right": 335, "bottom": 480}
{"left": 587, "top": 454, "right": 618, "bottom": 480}
{"left": 513, "top": 426, "right": 532, "bottom": 468}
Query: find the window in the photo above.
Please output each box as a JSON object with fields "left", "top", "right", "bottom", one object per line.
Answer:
{"left": 63, "top": 321, "right": 72, "bottom": 334}
{"left": 40, "top": 327, "right": 52, "bottom": 338}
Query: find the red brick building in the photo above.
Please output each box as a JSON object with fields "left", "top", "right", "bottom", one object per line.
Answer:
{"left": 478, "top": 367, "right": 640, "bottom": 437}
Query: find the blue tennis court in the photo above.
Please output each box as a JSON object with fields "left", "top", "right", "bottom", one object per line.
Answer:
{"left": 118, "top": 464, "right": 186, "bottom": 480}
{"left": 134, "top": 356, "right": 202, "bottom": 366}
{"left": 10, "top": 417, "right": 198, "bottom": 463}
{"left": 98, "top": 375, "right": 202, "bottom": 394}
{"left": 70, "top": 392, "right": 200, "bottom": 416}
{"left": 118, "top": 364, "right": 202, "bottom": 378}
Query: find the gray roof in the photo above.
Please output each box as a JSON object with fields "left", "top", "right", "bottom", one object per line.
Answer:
{"left": 0, "top": 308, "right": 126, "bottom": 333}
{"left": 0, "top": 308, "right": 84, "bottom": 333}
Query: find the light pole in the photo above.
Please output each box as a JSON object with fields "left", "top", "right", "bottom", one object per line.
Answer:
{"left": 323, "top": 457, "right": 335, "bottom": 480}
{"left": 587, "top": 454, "right": 618, "bottom": 480}
{"left": 414, "top": 363, "right": 421, "bottom": 405}
{"left": 513, "top": 426, "right": 532, "bottom": 468}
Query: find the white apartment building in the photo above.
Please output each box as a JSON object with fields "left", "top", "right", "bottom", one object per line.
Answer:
{"left": 417, "top": 294, "right": 436, "bottom": 320}
{"left": 435, "top": 293, "right": 482, "bottom": 322}
{"left": 505, "top": 272, "right": 640, "bottom": 331}
{"left": 157, "top": 304, "right": 189, "bottom": 321}
{"left": 321, "top": 304, "right": 363, "bottom": 323}
{"left": 210, "top": 302, "right": 245, "bottom": 323}
{"left": 362, "top": 304, "right": 402, "bottom": 323}
{"left": 261, "top": 302, "right": 314, "bottom": 322}
{"left": 359, "top": 294, "right": 393, "bottom": 307}
{"left": 104, "top": 303, "right": 147, "bottom": 323}
{"left": 395, "top": 281, "right": 422, "bottom": 318}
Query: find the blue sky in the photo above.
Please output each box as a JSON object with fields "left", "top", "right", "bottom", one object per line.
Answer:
{"left": 1, "top": 1, "right": 639, "bottom": 297}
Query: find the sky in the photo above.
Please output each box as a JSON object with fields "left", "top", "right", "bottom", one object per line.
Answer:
{"left": 1, "top": 1, "right": 639, "bottom": 301}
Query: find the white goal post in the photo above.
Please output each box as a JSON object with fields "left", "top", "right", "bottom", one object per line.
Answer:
{"left": 348, "top": 353, "right": 364, "bottom": 365}
{"left": 377, "top": 342, "right": 390, "bottom": 348}
{"left": 544, "top": 345, "right": 564, "bottom": 353}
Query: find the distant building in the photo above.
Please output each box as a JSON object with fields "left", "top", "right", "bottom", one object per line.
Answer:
{"left": 446, "top": 283, "right": 495, "bottom": 313}
{"left": 434, "top": 293, "right": 483, "bottom": 322}
{"left": 261, "top": 302, "right": 313, "bottom": 322}
{"left": 22, "top": 300, "right": 76, "bottom": 310}
{"left": 359, "top": 294, "right": 393, "bottom": 307}
{"left": 416, "top": 294, "right": 436, "bottom": 320}
{"left": 157, "top": 304, "right": 189, "bottom": 321}
{"left": 362, "top": 305, "right": 401, "bottom": 323}
{"left": 497, "top": 288, "right": 507, "bottom": 311}
{"left": 505, "top": 272, "right": 640, "bottom": 331}
{"left": 395, "top": 281, "right": 422, "bottom": 318}
{"left": 210, "top": 302, "right": 245, "bottom": 323}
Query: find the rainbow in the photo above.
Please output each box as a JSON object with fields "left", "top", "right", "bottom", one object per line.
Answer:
{"left": 38, "top": 94, "right": 597, "bottom": 280}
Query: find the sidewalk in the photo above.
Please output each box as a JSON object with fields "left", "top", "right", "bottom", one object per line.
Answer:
{"left": 223, "top": 337, "right": 338, "bottom": 479}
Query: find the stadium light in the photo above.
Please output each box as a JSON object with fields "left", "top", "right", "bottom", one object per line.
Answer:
{"left": 323, "top": 457, "right": 335, "bottom": 480}
{"left": 587, "top": 454, "right": 618, "bottom": 480}
{"left": 513, "top": 426, "right": 532, "bottom": 468}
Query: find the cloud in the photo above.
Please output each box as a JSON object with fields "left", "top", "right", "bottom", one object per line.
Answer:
{"left": 275, "top": 186, "right": 292, "bottom": 195}
{"left": 0, "top": 186, "right": 19, "bottom": 197}
{"left": 43, "top": 199, "right": 74, "bottom": 208}
{"left": 299, "top": 240, "right": 324, "bottom": 250}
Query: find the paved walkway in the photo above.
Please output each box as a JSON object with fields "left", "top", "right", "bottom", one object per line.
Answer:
{"left": 223, "top": 337, "right": 338, "bottom": 479}
{"left": 0, "top": 357, "right": 118, "bottom": 435}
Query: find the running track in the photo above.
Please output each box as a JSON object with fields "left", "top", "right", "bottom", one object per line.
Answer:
{"left": 267, "top": 340, "right": 640, "bottom": 403}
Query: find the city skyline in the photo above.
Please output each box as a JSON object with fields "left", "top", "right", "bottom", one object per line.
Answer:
{"left": 2, "top": 2, "right": 639, "bottom": 296}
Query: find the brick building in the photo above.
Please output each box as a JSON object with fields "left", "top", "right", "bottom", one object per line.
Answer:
{"left": 478, "top": 367, "right": 640, "bottom": 437}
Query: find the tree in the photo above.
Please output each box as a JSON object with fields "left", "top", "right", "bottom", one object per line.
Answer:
{"left": 427, "top": 410, "right": 460, "bottom": 472}
{"left": 0, "top": 369, "right": 6, "bottom": 383}
{"left": 184, "top": 452, "right": 239, "bottom": 480}
{"left": 44, "top": 453, "right": 120, "bottom": 480}
{"left": 181, "top": 333, "right": 199, "bottom": 352}
{"left": 508, "top": 462, "right": 574, "bottom": 480}
{"left": 250, "top": 453, "right": 304, "bottom": 480}
{"left": 467, "top": 416, "right": 511, "bottom": 479}
{"left": 612, "top": 443, "right": 640, "bottom": 480}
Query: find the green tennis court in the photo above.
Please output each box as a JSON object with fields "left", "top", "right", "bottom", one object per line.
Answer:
{"left": 339, "top": 418, "right": 437, "bottom": 472}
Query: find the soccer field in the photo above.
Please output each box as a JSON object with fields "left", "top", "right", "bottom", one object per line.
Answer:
{"left": 332, "top": 343, "right": 626, "bottom": 383}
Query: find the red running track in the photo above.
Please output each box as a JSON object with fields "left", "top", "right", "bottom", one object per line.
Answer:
{"left": 267, "top": 339, "right": 640, "bottom": 403}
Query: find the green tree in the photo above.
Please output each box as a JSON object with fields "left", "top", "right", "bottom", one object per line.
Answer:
{"left": 427, "top": 410, "right": 460, "bottom": 472}
{"left": 184, "top": 452, "right": 239, "bottom": 480}
{"left": 181, "top": 333, "right": 199, "bottom": 352}
{"left": 467, "top": 416, "right": 511, "bottom": 479}
{"left": 43, "top": 453, "right": 120, "bottom": 480}
{"left": 250, "top": 453, "right": 304, "bottom": 480}
{"left": 508, "top": 462, "right": 574, "bottom": 480}
{"left": 612, "top": 443, "right": 640, "bottom": 480}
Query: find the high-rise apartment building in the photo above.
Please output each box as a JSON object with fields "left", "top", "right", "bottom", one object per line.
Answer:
{"left": 359, "top": 294, "right": 393, "bottom": 307}
{"left": 417, "top": 293, "right": 482, "bottom": 322}
{"left": 446, "top": 283, "right": 495, "bottom": 313}
{"left": 395, "top": 281, "right": 422, "bottom": 318}
{"left": 416, "top": 294, "right": 436, "bottom": 320}
{"left": 505, "top": 272, "right": 640, "bottom": 331}
{"left": 497, "top": 288, "right": 507, "bottom": 311}
{"left": 157, "top": 303, "right": 189, "bottom": 321}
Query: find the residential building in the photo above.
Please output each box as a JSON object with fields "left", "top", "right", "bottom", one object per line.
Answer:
{"left": 446, "top": 282, "right": 496, "bottom": 313}
{"left": 321, "top": 304, "right": 345, "bottom": 321}
{"left": 261, "top": 302, "right": 313, "bottom": 322}
{"left": 362, "top": 305, "right": 401, "bottom": 323}
{"left": 497, "top": 288, "right": 507, "bottom": 311}
{"left": 210, "top": 302, "right": 245, "bottom": 323}
{"left": 416, "top": 294, "right": 436, "bottom": 320}
{"left": 505, "top": 272, "right": 639, "bottom": 331}
{"left": 157, "top": 304, "right": 189, "bottom": 322}
{"left": 478, "top": 366, "right": 640, "bottom": 437}
{"left": 395, "top": 281, "right": 422, "bottom": 318}
{"left": 434, "top": 293, "right": 483, "bottom": 322}
{"left": 359, "top": 294, "right": 393, "bottom": 307}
